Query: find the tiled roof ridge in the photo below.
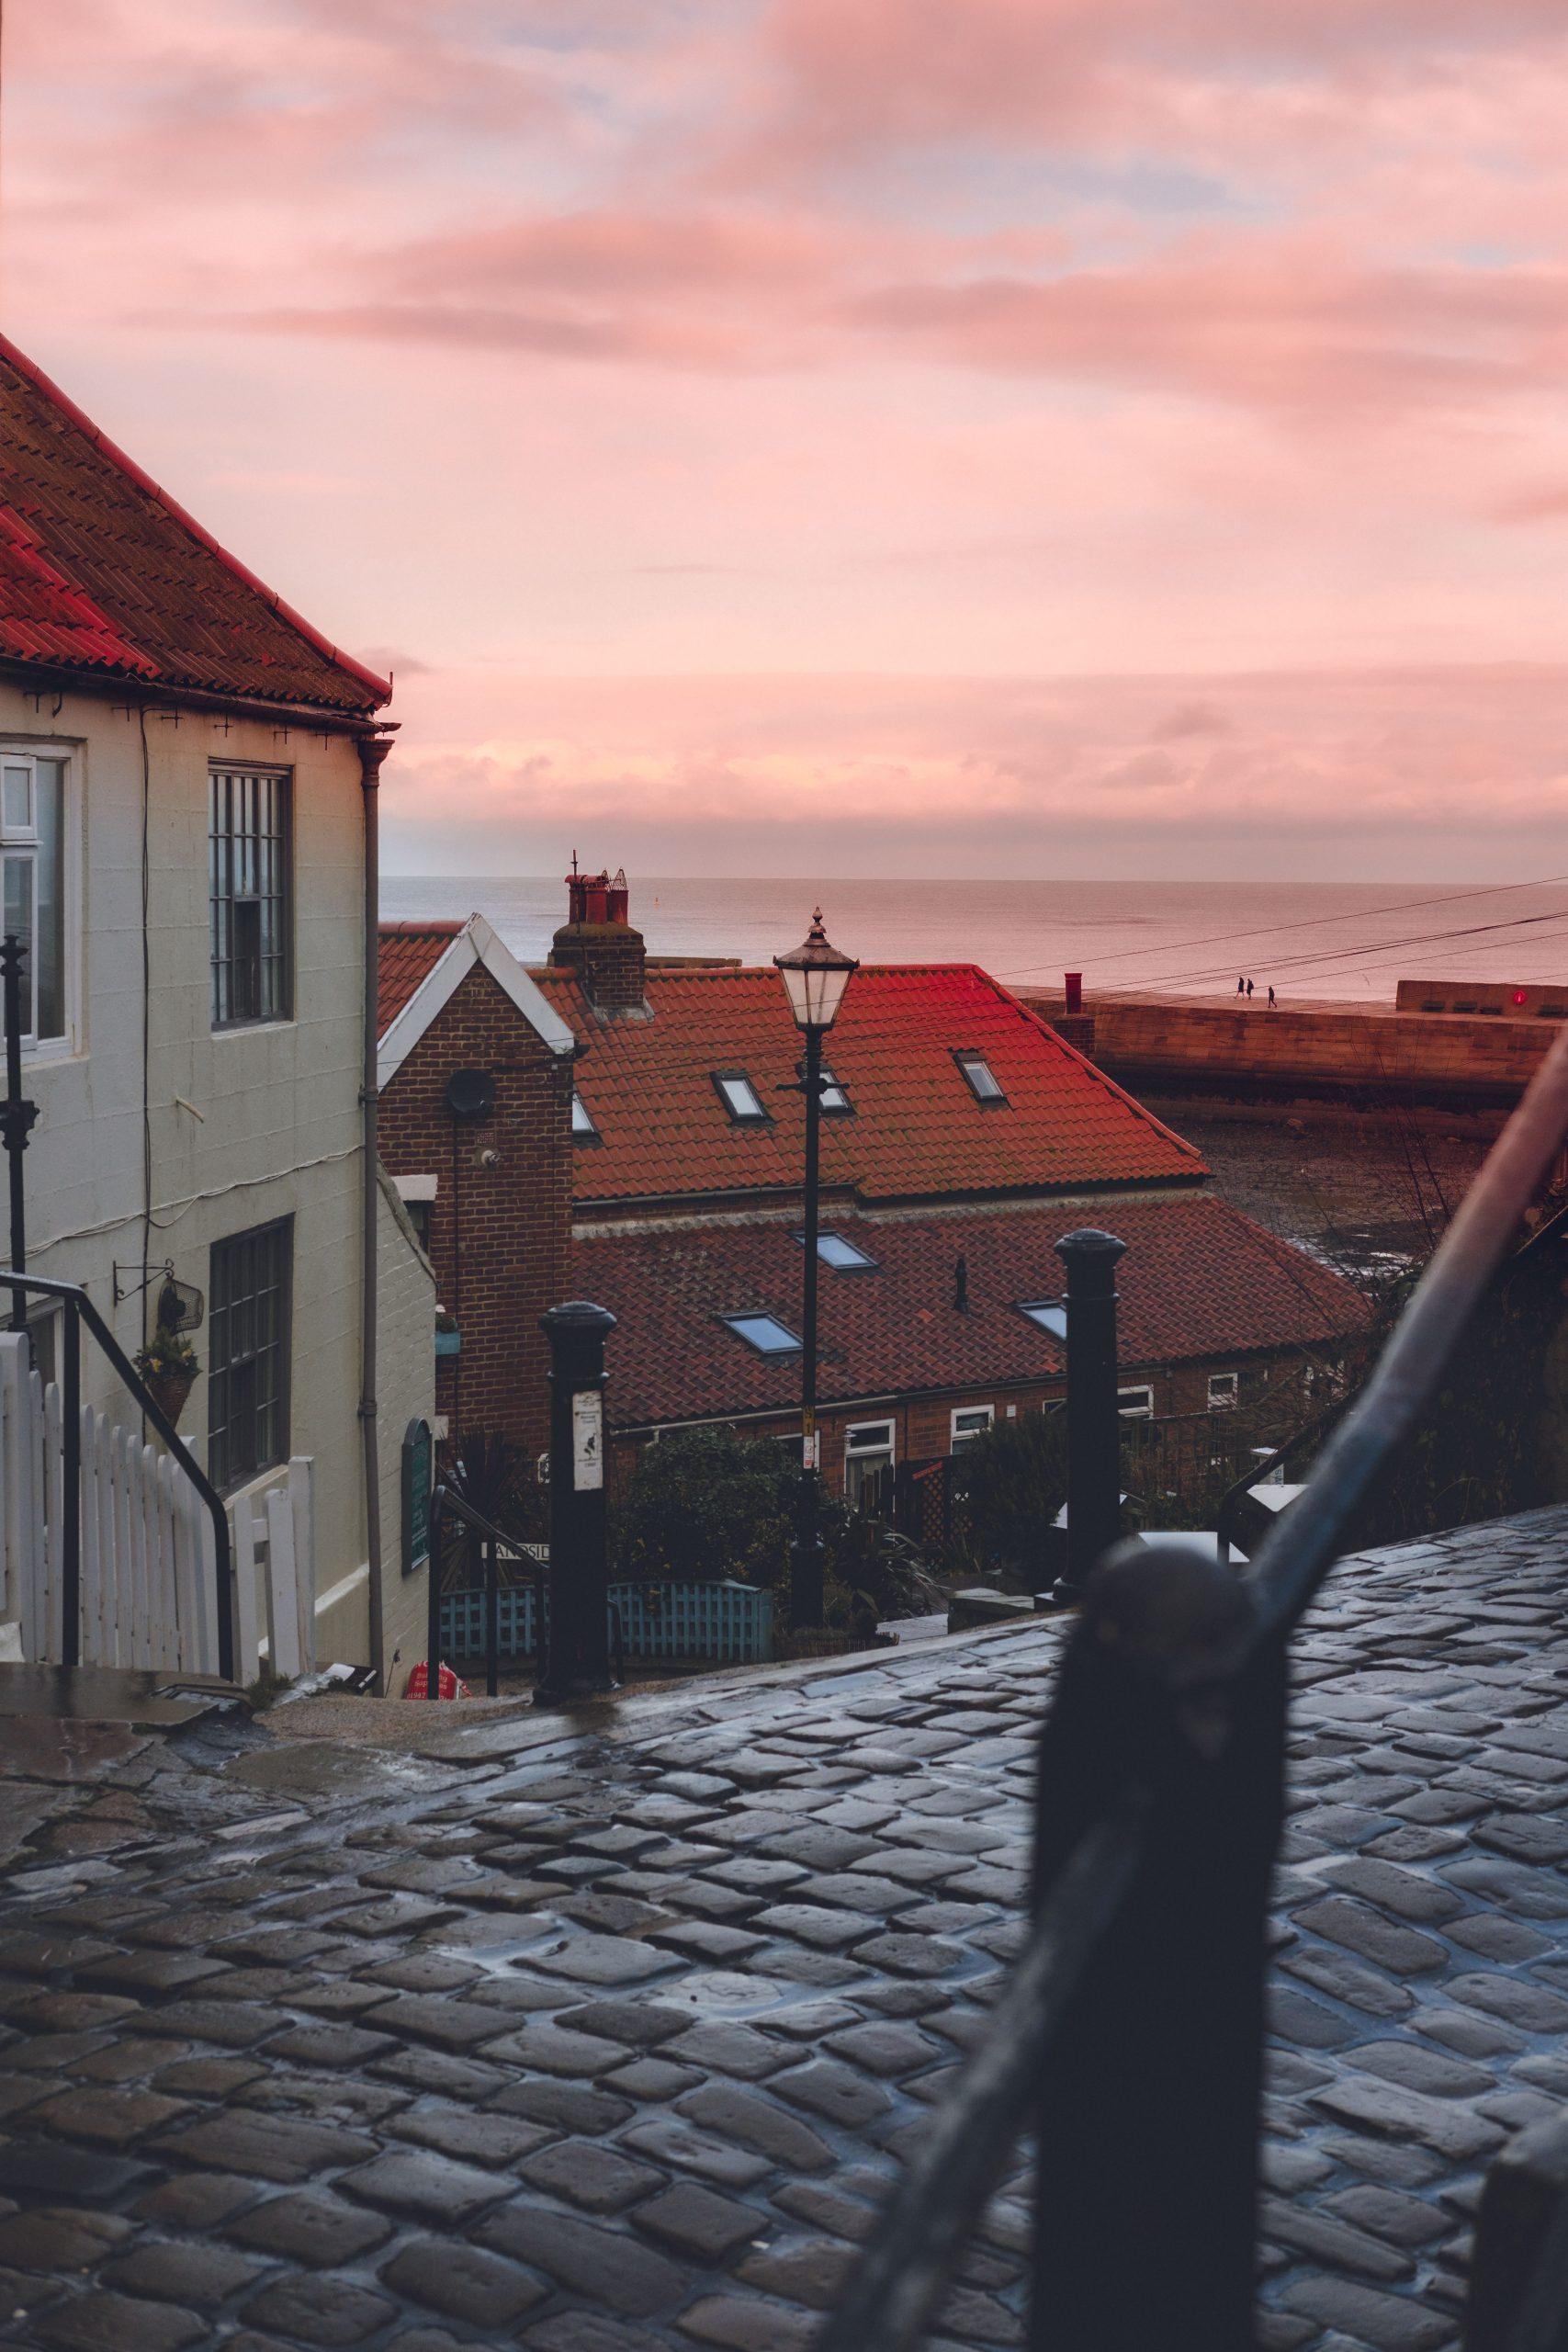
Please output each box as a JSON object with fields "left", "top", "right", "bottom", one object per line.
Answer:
{"left": 379, "top": 918, "right": 465, "bottom": 935}
{"left": 0, "top": 333, "right": 391, "bottom": 710}
{"left": 991, "top": 974, "right": 1209, "bottom": 1166}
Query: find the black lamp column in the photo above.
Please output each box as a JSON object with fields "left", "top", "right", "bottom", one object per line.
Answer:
{"left": 1054, "top": 1227, "right": 1127, "bottom": 1604}
{"left": 0, "top": 937, "right": 37, "bottom": 1337}
{"left": 793, "top": 1021, "right": 826, "bottom": 1628}
{"left": 774, "top": 909, "right": 858, "bottom": 1634}
{"left": 535, "top": 1299, "right": 618, "bottom": 1703}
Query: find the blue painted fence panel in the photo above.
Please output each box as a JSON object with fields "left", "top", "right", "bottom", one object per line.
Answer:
{"left": 441, "top": 1578, "right": 773, "bottom": 1666}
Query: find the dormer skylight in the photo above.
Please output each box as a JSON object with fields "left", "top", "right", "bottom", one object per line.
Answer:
{"left": 955, "top": 1050, "right": 1007, "bottom": 1104}
{"left": 713, "top": 1071, "right": 768, "bottom": 1124}
{"left": 797, "top": 1230, "right": 877, "bottom": 1271}
{"left": 724, "top": 1312, "right": 801, "bottom": 1355}
{"left": 1020, "top": 1300, "right": 1068, "bottom": 1340}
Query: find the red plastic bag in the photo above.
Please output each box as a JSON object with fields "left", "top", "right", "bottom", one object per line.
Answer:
{"left": 403, "top": 1660, "right": 470, "bottom": 1700}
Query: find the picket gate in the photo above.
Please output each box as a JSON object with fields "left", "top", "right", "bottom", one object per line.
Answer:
{"left": 0, "top": 1332, "right": 314, "bottom": 1682}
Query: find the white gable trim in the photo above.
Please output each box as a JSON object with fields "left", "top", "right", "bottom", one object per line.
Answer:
{"left": 378, "top": 911, "right": 576, "bottom": 1086}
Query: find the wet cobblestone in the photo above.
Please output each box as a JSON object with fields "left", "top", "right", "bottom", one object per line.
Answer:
{"left": 7, "top": 1510, "right": 1568, "bottom": 2342}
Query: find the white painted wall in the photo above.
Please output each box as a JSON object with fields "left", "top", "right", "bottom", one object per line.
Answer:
{"left": 0, "top": 683, "right": 431, "bottom": 1672}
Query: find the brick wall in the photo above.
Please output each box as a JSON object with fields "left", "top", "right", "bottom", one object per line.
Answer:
{"left": 379, "top": 965, "right": 575, "bottom": 1460}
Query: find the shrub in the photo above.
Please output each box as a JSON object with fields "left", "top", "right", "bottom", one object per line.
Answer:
{"left": 954, "top": 1411, "right": 1068, "bottom": 1579}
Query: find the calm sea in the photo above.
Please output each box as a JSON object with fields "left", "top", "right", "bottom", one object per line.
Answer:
{"left": 378, "top": 875, "right": 1568, "bottom": 1004}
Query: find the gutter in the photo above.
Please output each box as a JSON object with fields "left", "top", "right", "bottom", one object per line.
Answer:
{"left": 0, "top": 657, "right": 394, "bottom": 738}
{"left": 358, "top": 737, "right": 394, "bottom": 1686}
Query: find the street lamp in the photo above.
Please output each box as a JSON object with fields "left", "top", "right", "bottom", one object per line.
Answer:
{"left": 774, "top": 910, "right": 859, "bottom": 1628}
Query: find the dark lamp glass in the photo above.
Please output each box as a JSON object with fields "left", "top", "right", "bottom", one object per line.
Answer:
{"left": 774, "top": 909, "right": 858, "bottom": 1033}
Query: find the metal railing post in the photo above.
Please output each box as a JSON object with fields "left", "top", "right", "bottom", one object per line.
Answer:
{"left": 62, "top": 1300, "right": 81, "bottom": 1668}
{"left": 1055, "top": 1228, "right": 1126, "bottom": 1603}
{"left": 1029, "top": 1542, "right": 1282, "bottom": 2352}
{"left": 484, "top": 1532, "right": 500, "bottom": 1698}
{"left": 425, "top": 1485, "right": 447, "bottom": 1700}
{"left": 536, "top": 1299, "right": 618, "bottom": 1705}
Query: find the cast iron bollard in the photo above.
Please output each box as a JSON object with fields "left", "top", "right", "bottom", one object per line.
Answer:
{"left": 535, "top": 1299, "right": 619, "bottom": 1703}
{"left": 1054, "top": 1227, "right": 1126, "bottom": 1604}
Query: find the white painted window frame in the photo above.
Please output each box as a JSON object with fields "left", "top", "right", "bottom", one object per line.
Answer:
{"left": 1118, "top": 1385, "right": 1156, "bottom": 1419}
{"left": 0, "top": 741, "right": 77, "bottom": 1055}
{"left": 950, "top": 1404, "right": 994, "bottom": 1451}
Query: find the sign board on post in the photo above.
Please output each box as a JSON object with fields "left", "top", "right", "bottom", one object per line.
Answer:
{"left": 401, "top": 1417, "right": 433, "bottom": 1577}
{"left": 571, "top": 1390, "right": 604, "bottom": 1491}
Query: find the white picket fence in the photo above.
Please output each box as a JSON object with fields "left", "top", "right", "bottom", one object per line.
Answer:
{"left": 0, "top": 1331, "right": 314, "bottom": 1683}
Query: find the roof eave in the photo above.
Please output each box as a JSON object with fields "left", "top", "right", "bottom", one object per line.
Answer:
{"left": 0, "top": 334, "right": 393, "bottom": 708}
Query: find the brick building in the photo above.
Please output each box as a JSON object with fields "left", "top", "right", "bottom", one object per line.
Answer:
{"left": 381, "top": 874, "right": 1364, "bottom": 1504}
{"left": 377, "top": 913, "right": 576, "bottom": 1455}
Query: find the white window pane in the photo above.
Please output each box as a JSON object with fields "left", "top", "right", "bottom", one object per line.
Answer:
{"left": 817, "top": 1233, "right": 874, "bottom": 1269}
{"left": 3, "top": 854, "right": 34, "bottom": 1034}
{"left": 718, "top": 1075, "right": 763, "bottom": 1119}
{"left": 958, "top": 1054, "right": 1004, "bottom": 1101}
{"left": 571, "top": 1091, "right": 596, "bottom": 1136}
{"left": 34, "top": 763, "right": 63, "bottom": 1040}
{"left": 2, "top": 765, "right": 30, "bottom": 836}
{"left": 725, "top": 1314, "right": 800, "bottom": 1354}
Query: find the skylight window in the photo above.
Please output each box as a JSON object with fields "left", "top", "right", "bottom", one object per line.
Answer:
{"left": 571, "top": 1091, "right": 598, "bottom": 1139}
{"left": 954, "top": 1051, "right": 1007, "bottom": 1104}
{"left": 1020, "top": 1301, "right": 1067, "bottom": 1340}
{"left": 713, "top": 1071, "right": 768, "bottom": 1124}
{"left": 818, "top": 1064, "right": 852, "bottom": 1114}
{"left": 724, "top": 1313, "right": 801, "bottom": 1355}
{"left": 799, "top": 1230, "right": 877, "bottom": 1271}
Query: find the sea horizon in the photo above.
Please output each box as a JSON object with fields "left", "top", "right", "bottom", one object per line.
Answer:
{"left": 378, "top": 871, "right": 1568, "bottom": 1005}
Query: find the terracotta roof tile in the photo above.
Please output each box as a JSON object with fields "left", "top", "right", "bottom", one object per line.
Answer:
{"left": 0, "top": 336, "right": 390, "bottom": 713}
{"left": 536, "top": 962, "right": 1206, "bottom": 1208}
{"left": 378, "top": 920, "right": 464, "bottom": 1033}
{"left": 577, "top": 1194, "right": 1372, "bottom": 1430}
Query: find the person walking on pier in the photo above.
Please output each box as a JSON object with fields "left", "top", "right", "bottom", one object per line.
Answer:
{"left": 1246, "top": 977, "right": 1255, "bottom": 999}
{"left": 1268, "top": 985, "right": 1277, "bottom": 1008}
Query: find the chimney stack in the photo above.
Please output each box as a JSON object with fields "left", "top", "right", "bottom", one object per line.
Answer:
{"left": 549, "top": 863, "right": 646, "bottom": 1012}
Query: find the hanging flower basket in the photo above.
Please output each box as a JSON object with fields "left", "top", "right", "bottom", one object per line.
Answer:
{"left": 134, "top": 1325, "right": 201, "bottom": 1431}
{"left": 142, "top": 1364, "right": 197, "bottom": 1430}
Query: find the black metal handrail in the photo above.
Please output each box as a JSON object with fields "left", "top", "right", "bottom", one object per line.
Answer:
{"left": 0, "top": 1271, "right": 233, "bottom": 1682}
{"left": 820, "top": 1018, "right": 1568, "bottom": 2352}
{"left": 1214, "top": 1396, "right": 1342, "bottom": 1564}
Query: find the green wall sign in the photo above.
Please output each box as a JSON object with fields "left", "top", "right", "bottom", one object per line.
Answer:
{"left": 402, "top": 1417, "right": 433, "bottom": 1577}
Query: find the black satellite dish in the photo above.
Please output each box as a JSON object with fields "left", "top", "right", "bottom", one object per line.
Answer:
{"left": 446, "top": 1069, "right": 497, "bottom": 1122}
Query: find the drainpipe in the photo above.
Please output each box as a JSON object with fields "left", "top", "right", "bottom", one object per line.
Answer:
{"left": 358, "top": 736, "right": 394, "bottom": 1687}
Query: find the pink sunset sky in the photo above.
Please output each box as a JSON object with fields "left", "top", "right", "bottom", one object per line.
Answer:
{"left": 6, "top": 0, "right": 1567, "bottom": 878}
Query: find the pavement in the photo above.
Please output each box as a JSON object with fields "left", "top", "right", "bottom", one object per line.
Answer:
{"left": 4, "top": 1510, "right": 1568, "bottom": 2349}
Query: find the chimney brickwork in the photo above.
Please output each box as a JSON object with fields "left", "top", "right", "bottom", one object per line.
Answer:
{"left": 548, "top": 865, "right": 647, "bottom": 1011}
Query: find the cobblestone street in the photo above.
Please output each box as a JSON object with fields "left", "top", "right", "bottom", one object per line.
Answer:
{"left": 6, "top": 1511, "right": 1568, "bottom": 2349}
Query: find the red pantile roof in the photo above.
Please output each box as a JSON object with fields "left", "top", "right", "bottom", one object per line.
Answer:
{"left": 0, "top": 337, "right": 390, "bottom": 714}
{"left": 378, "top": 920, "right": 464, "bottom": 1035}
{"left": 535, "top": 962, "right": 1205, "bottom": 1209}
{"left": 577, "top": 1195, "right": 1371, "bottom": 1430}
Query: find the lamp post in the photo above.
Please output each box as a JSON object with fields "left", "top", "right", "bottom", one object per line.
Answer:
{"left": 774, "top": 910, "right": 859, "bottom": 1629}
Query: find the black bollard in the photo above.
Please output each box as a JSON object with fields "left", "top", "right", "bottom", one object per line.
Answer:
{"left": 536, "top": 1299, "right": 619, "bottom": 1703}
{"left": 1053, "top": 1228, "right": 1126, "bottom": 1605}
